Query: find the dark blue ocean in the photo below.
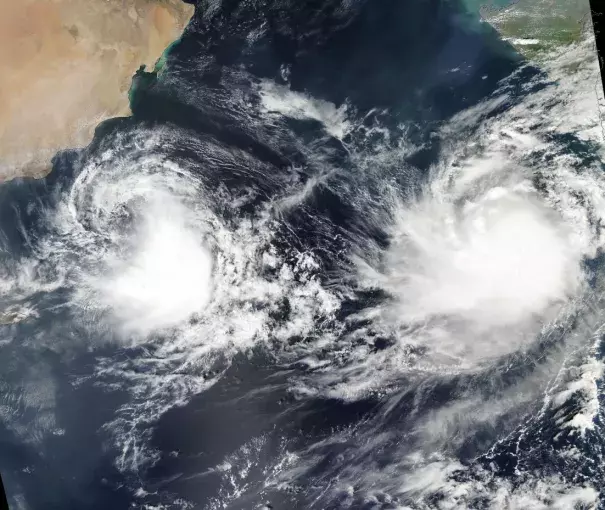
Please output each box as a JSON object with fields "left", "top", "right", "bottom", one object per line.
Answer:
{"left": 1, "top": 1, "right": 604, "bottom": 509}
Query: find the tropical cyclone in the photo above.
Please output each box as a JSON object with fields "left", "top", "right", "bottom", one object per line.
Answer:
{"left": 0, "top": 0, "right": 194, "bottom": 181}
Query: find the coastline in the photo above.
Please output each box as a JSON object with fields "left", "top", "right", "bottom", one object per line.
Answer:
{"left": 0, "top": 0, "right": 195, "bottom": 183}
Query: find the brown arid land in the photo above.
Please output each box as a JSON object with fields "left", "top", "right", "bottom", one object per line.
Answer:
{"left": 0, "top": 0, "right": 194, "bottom": 181}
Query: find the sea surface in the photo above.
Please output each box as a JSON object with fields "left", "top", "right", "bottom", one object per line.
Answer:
{"left": 1, "top": 1, "right": 605, "bottom": 509}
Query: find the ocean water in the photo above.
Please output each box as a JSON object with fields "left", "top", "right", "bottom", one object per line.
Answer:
{"left": 1, "top": 1, "right": 604, "bottom": 509}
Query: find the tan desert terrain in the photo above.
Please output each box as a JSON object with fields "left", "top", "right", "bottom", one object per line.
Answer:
{"left": 0, "top": 0, "right": 194, "bottom": 181}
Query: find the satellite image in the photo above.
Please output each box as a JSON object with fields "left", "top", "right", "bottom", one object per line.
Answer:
{"left": 0, "top": 0, "right": 604, "bottom": 508}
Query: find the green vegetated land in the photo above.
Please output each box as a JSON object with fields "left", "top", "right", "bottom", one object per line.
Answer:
{"left": 463, "top": 0, "right": 592, "bottom": 61}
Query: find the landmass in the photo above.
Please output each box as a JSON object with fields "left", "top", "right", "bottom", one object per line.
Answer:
{"left": 475, "top": 0, "right": 592, "bottom": 60}
{"left": 0, "top": 0, "right": 595, "bottom": 184}
{"left": 0, "top": 0, "right": 194, "bottom": 181}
